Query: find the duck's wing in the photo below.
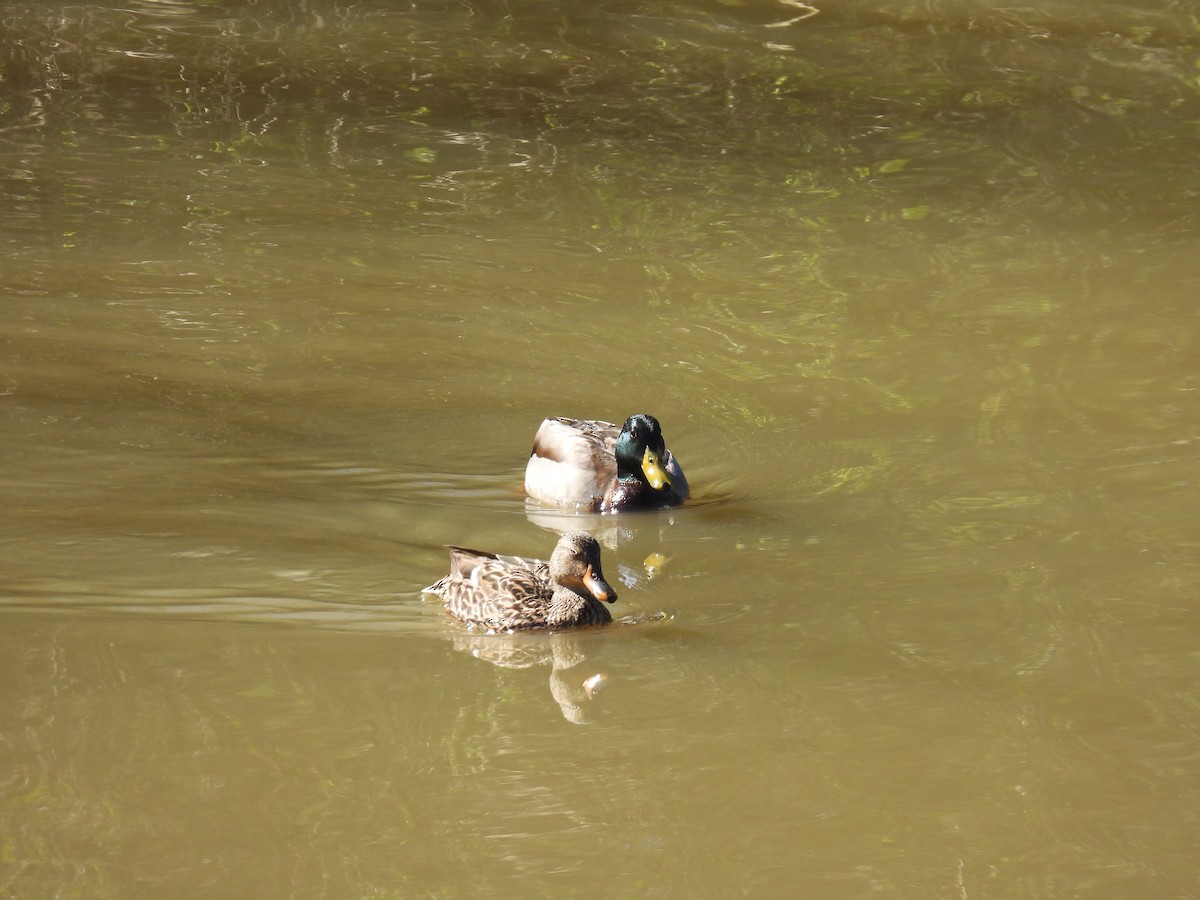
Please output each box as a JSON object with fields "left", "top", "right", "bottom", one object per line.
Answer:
{"left": 444, "top": 545, "right": 501, "bottom": 578}
{"left": 524, "top": 417, "right": 620, "bottom": 507}
{"left": 492, "top": 552, "right": 550, "bottom": 580}
{"left": 440, "top": 553, "right": 553, "bottom": 629}
{"left": 424, "top": 546, "right": 547, "bottom": 593}
{"left": 422, "top": 546, "right": 506, "bottom": 596}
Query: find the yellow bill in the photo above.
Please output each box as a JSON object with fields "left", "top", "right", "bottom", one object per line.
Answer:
{"left": 641, "top": 447, "right": 672, "bottom": 490}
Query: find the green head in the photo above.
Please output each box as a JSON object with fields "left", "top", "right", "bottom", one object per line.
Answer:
{"left": 614, "top": 413, "right": 673, "bottom": 492}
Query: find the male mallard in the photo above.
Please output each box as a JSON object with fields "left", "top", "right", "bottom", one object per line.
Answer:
{"left": 423, "top": 531, "right": 617, "bottom": 630}
{"left": 524, "top": 413, "right": 689, "bottom": 512}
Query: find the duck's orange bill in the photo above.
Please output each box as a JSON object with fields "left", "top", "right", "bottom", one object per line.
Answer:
{"left": 583, "top": 565, "right": 617, "bottom": 603}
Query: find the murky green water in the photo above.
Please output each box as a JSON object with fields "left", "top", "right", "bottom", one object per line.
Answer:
{"left": 3, "top": 1, "right": 1199, "bottom": 896}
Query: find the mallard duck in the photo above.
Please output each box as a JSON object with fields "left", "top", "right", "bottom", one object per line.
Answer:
{"left": 423, "top": 531, "right": 617, "bottom": 630}
{"left": 524, "top": 413, "right": 689, "bottom": 512}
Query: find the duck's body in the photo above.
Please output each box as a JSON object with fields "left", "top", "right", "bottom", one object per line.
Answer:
{"left": 423, "top": 531, "right": 617, "bottom": 630}
{"left": 524, "top": 414, "right": 689, "bottom": 512}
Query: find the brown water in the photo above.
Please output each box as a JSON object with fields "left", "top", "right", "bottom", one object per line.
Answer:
{"left": 3, "top": 0, "right": 1200, "bottom": 896}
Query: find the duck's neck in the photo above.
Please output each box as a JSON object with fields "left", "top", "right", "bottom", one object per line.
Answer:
{"left": 547, "top": 586, "right": 612, "bottom": 627}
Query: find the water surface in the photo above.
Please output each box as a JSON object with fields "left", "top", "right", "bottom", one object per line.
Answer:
{"left": 3, "top": 1, "right": 1199, "bottom": 896}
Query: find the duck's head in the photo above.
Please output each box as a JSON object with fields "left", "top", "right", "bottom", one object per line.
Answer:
{"left": 550, "top": 531, "right": 617, "bottom": 603}
{"left": 614, "top": 413, "right": 673, "bottom": 493}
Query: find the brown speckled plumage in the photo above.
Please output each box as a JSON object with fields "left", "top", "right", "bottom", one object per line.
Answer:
{"left": 423, "top": 531, "right": 617, "bottom": 630}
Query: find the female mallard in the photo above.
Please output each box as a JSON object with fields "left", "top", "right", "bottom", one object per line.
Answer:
{"left": 423, "top": 531, "right": 617, "bottom": 630}
{"left": 524, "top": 413, "right": 689, "bottom": 512}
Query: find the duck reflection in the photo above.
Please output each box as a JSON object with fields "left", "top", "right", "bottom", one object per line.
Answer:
{"left": 452, "top": 631, "right": 608, "bottom": 725}
{"left": 524, "top": 506, "right": 681, "bottom": 591}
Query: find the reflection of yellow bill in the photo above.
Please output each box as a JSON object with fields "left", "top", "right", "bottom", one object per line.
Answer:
{"left": 641, "top": 447, "right": 672, "bottom": 490}
{"left": 643, "top": 552, "right": 669, "bottom": 577}
{"left": 644, "top": 552, "right": 668, "bottom": 569}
